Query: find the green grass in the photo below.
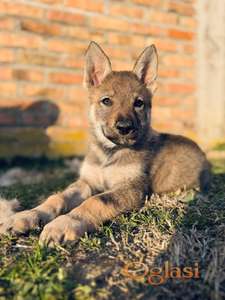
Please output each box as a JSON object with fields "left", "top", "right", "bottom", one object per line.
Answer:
{"left": 0, "top": 159, "right": 225, "bottom": 300}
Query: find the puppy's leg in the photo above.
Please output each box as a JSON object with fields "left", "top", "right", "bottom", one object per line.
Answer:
{"left": 39, "top": 181, "right": 146, "bottom": 246}
{"left": 0, "top": 179, "right": 92, "bottom": 235}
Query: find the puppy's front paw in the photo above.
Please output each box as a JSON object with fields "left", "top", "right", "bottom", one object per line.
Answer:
{"left": 39, "top": 215, "right": 83, "bottom": 247}
{"left": 0, "top": 209, "right": 42, "bottom": 235}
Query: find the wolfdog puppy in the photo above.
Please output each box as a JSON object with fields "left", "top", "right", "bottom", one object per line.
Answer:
{"left": 0, "top": 42, "right": 210, "bottom": 246}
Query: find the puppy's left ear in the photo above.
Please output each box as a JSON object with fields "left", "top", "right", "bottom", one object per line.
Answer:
{"left": 84, "top": 41, "right": 112, "bottom": 88}
{"left": 133, "top": 45, "right": 158, "bottom": 93}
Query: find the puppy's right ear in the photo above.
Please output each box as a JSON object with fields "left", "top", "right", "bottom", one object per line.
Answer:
{"left": 84, "top": 41, "right": 112, "bottom": 88}
{"left": 133, "top": 45, "right": 158, "bottom": 93}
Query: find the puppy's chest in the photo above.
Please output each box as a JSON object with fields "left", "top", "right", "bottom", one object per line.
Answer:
{"left": 80, "top": 160, "right": 143, "bottom": 191}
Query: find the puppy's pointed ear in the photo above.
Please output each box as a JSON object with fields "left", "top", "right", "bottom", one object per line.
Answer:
{"left": 133, "top": 45, "right": 158, "bottom": 93}
{"left": 84, "top": 41, "right": 112, "bottom": 88}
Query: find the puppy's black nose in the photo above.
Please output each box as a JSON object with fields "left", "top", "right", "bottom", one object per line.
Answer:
{"left": 115, "top": 119, "right": 134, "bottom": 135}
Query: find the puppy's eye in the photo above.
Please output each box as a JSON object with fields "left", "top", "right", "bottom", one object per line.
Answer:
{"left": 100, "top": 97, "right": 112, "bottom": 107}
{"left": 134, "top": 97, "right": 144, "bottom": 109}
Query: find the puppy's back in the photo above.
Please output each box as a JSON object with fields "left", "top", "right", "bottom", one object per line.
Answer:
{"left": 148, "top": 132, "right": 211, "bottom": 194}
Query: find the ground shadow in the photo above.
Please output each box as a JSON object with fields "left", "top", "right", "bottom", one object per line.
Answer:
{"left": 140, "top": 170, "right": 225, "bottom": 299}
{"left": 0, "top": 100, "right": 60, "bottom": 157}
{"left": 0, "top": 100, "right": 59, "bottom": 127}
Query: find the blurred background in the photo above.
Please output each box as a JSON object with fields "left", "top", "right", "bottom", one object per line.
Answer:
{"left": 0, "top": 0, "right": 224, "bottom": 158}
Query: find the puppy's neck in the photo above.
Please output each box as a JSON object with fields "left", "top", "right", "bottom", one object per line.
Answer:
{"left": 89, "top": 125, "right": 153, "bottom": 165}
{"left": 90, "top": 131, "right": 119, "bottom": 159}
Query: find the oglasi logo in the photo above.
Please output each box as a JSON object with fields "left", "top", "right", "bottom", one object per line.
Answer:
{"left": 121, "top": 261, "right": 200, "bottom": 285}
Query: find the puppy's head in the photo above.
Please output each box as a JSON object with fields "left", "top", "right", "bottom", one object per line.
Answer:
{"left": 84, "top": 42, "right": 158, "bottom": 148}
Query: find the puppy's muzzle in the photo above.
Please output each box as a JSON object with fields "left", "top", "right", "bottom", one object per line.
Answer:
{"left": 115, "top": 119, "right": 136, "bottom": 136}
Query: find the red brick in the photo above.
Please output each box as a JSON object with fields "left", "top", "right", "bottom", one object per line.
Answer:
{"left": 58, "top": 105, "right": 88, "bottom": 127}
{"left": 17, "top": 50, "right": 58, "bottom": 67}
{"left": 0, "top": 67, "right": 13, "bottom": 80}
{"left": 63, "top": 55, "right": 84, "bottom": 69}
{"left": 47, "top": 39, "right": 86, "bottom": 54}
{"left": 168, "top": 29, "right": 194, "bottom": 40}
{"left": 164, "top": 83, "right": 196, "bottom": 94}
{"left": 0, "top": 49, "right": 15, "bottom": 63}
{"left": 66, "top": 0, "right": 104, "bottom": 13}
{"left": 0, "top": 99, "right": 31, "bottom": 108}
{"left": 22, "top": 85, "right": 65, "bottom": 100}
{"left": 0, "top": 82, "right": 17, "bottom": 96}
{"left": 12, "top": 69, "right": 44, "bottom": 82}
{"left": 62, "top": 25, "right": 90, "bottom": 40}
{"left": 131, "top": 23, "right": 167, "bottom": 36}
{"left": 183, "top": 44, "right": 195, "bottom": 54}
{"left": 67, "top": 87, "right": 88, "bottom": 101}
{"left": 59, "top": 106, "right": 87, "bottom": 127}
{"left": 111, "top": 60, "right": 132, "bottom": 71}
{"left": 179, "top": 16, "right": 197, "bottom": 29}
{"left": 47, "top": 10, "right": 86, "bottom": 26}
{"left": 0, "top": 32, "right": 43, "bottom": 49}
{"left": 181, "top": 97, "right": 195, "bottom": 107}
{"left": 89, "top": 32, "right": 105, "bottom": 44}
{"left": 132, "top": 0, "right": 161, "bottom": 7}
{"left": 158, "top": 68, "right": 180, "bottom": 78}
{"left": 168, "top": 1, "right": 195, "bottom": 16}
{"left": 0, "top": 2, "right": 44, "bottom": 18}
{"left": 49, "top": 72, "right": 83, "bottom": 85}
{"left": 108, "top": 33, "right": 131, "bottom": 46}
{"left": 108, "top": 33, "right": 149, "bottom": 48}
{"left": 38, "top": 0, "right": 62, "bottom": 3}
{"left": 17, "top": 50, "right": 84, "bottom": 69}
{"left": 147, "top": 11, "right": 177, "bottom": 25}
{"left": 20, "top": 20, "right": 61, "bottom": 36}
{"left": 152, "top": 106, "right": 172, "bottom": 119}
{"left": 90, "top": 16, "right": 130, "bottom": 32}
{"left": 109, "top": 3, "right": 145, "bottom": 19}
{"left": 0, "top": 48, "right": 15, "bottom": 63}
{"left": 104, "top": 47, "right": 130, "bottom": 60}
{"left": 0, "top": 17, "right": 16, "bottom": 30}
{"left": 152, "top": 39, "right": 177, "bottom": 52}
{"left": 163, "top": 54, "right": 195, "bottom": 68}
{"left": 178, "top": 69, "right": 195, "bottom": 80}
{"left": 154, "top": 96, "right": 181, "bottom": 106}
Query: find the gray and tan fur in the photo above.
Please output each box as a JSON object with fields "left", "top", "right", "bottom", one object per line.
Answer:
{"left": 0, "top": 42, "right": 210, "bottom": 246}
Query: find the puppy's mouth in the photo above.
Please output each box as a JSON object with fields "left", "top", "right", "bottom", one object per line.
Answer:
{"left": 102, "top": 127, "right": 139, "bottom": 146}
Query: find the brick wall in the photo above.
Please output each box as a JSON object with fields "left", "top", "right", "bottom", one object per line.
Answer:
{"left": 0, "top": 0, "right": 197, "bottom": 157}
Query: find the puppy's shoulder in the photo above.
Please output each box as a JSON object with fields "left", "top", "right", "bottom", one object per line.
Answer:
{"left": 148, "top": 131, "right": 204, "bottom": 153}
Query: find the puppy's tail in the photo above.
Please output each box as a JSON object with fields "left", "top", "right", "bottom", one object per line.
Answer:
{"left": 0, "top": 197, "right": 20, "bottom": 224}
